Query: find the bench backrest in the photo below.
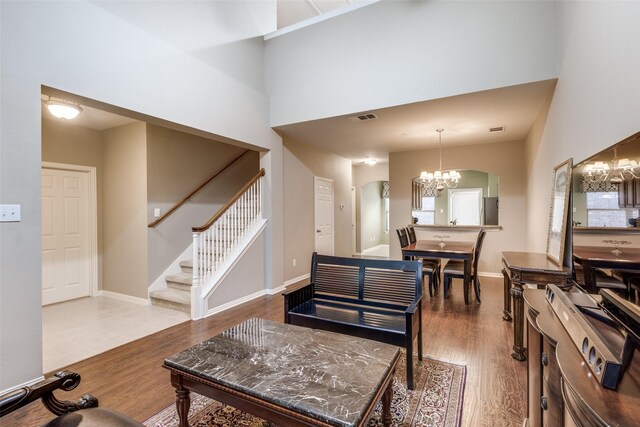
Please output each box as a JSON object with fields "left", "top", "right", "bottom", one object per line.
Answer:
{"left": 310, "top": 253, "right": 423, "bottom": 309}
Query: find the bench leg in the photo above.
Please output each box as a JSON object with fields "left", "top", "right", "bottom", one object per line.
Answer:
{"left": 406, "top": 339, "right": 414, "bottom": 390}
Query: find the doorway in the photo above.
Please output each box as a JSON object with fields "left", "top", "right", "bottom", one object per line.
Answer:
{"left": 41, "top": 163, "right": 98, "bottom": 305}
{"left": 359, "top": 180, "right": 389, "bottom": 258}
{"left": 314, "top": 176, "right": 334, "bottom": 255}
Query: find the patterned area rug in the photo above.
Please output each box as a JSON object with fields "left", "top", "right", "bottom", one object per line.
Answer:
{"left": 144, "top": 356, "right": 466, "bottom": 427}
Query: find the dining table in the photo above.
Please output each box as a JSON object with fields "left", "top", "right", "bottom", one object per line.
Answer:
{"left": 401, "top": 240, "right": 476, "bottom": 304}
{"left": 573, "top": 245, "right": 640, "bottom": 294}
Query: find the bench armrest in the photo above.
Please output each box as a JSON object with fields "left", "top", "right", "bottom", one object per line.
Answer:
{"left": 0, "top": 371, "right": 98, "bottom": 418}
{"left": 283, "top": 283, "right": 314, "bottom": 323}
{"left": 406, "top": 297, "right": 422, "bottom": 315}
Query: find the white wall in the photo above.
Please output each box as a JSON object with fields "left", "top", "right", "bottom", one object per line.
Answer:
{"left": 0, "top": 0, "right": 282, "bottom": 390}
{"left": 361, "top": 181, "right": 384, "bottom": 252}
{"left": 266, "top": 0, "right": 559, "bottom": 126}
{"left": 525, "top": 1, "right": 640, "bottom": 253}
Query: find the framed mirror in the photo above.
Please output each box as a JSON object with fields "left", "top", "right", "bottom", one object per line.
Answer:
{"left": 547, "top": 158, "right": 573, "bottom": 266}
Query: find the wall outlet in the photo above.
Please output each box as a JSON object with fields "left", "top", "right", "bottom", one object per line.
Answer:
{"left": 0, "top": 204, "right": 21, "bottom": 222}
{"left": 292, "top": 259, "right": 297, "bottom": 267}
{"left": 154, "top": 208, "right": 161, "bottom": 218}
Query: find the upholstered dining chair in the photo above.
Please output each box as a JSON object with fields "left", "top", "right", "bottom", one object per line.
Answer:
{"left": 406, "top": 226, "right": 441, "bottom": 294}
{"left": 397, "top": 228, "right": 440, "bottom": 298}
{"left": 573, "top": 264, "right": 629, "bottom": 299}
{"left": 443, "top": 228, "right": 486, "bottom": 302}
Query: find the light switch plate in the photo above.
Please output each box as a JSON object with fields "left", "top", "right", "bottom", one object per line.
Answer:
{"left": 154, "top": 208, "right": 161, "bottom": 218}
{"left": 0, "top": 204, "right": 21, "bottom": 222}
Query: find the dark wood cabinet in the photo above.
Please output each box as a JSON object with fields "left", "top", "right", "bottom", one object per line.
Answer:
{"left": 617, "top": 177, "right": 640, "bottom": 207}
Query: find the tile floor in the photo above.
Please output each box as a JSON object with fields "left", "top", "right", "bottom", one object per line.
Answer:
{"left": 360, "top": 244, "right": 390, "bottom": 258}
{"left": 43, "top": 296, "right": 189, "bottom": 373}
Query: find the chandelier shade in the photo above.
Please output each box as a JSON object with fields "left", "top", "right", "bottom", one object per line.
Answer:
{"left": 582, "top": 148, "right": 639, "bottom": 183}
{"left": 417, "top": 129, "right": 460, "bottom": 192}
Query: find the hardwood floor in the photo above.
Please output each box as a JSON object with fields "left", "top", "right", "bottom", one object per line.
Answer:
{"left": 3, "top": 276, "right": 526, "bottom": 426}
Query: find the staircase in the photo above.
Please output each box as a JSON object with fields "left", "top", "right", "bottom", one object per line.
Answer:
{"left": 149, "top": 261, "right": 192, "bottom": 313}
{"left": 148, "top": 169, "right": 264, "bottom": 318}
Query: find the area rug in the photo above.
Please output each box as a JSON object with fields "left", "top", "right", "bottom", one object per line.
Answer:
{"left": 144, "top": 356, "right": 466, "bottom": 427}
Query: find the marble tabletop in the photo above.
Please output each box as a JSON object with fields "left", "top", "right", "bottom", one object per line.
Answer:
{"left": 164, "top": 318, "right": 400, "bottom": 427}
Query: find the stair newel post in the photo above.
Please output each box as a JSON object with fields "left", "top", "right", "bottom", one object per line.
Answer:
{"left": 191, "top": 231, "right": 203, "bottom": 319}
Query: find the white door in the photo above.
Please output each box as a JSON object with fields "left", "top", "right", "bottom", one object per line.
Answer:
{"left": 42, "top": 168, "right": 91, "bottom": 305}
{"left": 314, "top": 177, "right": 334, "bottom": 255}
{"left": 448, "top": 188, "right": 483, "bottom": 226}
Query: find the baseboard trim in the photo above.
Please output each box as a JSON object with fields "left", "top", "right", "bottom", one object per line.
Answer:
{"left": 204, "top": 289, "right": 267, "bottom": 318}
{"left": 282, "top": 273, "right": 310, "bottom": 287}
{"left": 98, "top": 290, "right": 150, "bottom": 306}
{"left": 1, "top": 375, "right": 45, "bottom": 396}
{"left": 478, "top": 272, "right": 503, "bottom": 279}
{"left": 266, "top": 284, "right": 288, "bottom": 295}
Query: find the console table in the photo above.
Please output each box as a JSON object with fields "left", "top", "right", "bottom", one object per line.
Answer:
{"left": 164, "top": 318, "right": 400, "bottom": 427}
{"left": 523, "top": 289, "right": 640, "bottom": 426}
{"left": 501, "top": 251, "right": 572, "bottom": 361}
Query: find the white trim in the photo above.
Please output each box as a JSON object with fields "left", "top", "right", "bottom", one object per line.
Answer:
{"left": 283, "top": 273, "right": 310, "bottom": 287}
{"left": 98, "top": 290, "right": 150, "bottom": 306}
{"left": 41, "top": 162, "right": 99, "bottom": 299}
{"left": 204, "top": 288, "right": 267, "bottom": 318}
{"left": 1, "top": 375, "right": 45, "bottom": 396}
{"left": 478, "top": 272, "right": 503, "bottom": 278}
{"left": 264, "top": 0, "right": 380, "bottom": 40}
{"left": 148, "top": 243, "right": 193, "bottom": 295}
{"left": 266, "top": 284, "right": 288, "bottom": 295}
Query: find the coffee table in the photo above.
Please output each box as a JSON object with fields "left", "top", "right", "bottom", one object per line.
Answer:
{"left": 163, "top": 318, "right": 401, "bottom": 427}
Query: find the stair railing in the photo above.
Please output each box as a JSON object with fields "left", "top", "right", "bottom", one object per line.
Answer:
{"left": 191, "top": 168, "right": 265, "bottom": 316}
{"left": 148, "top": 149, "right": 250, "bottom": 228}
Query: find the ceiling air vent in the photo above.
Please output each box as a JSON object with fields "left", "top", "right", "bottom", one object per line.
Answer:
{"left": 349, "top": 113, "right": 377, "bottom": 121}
{"left": 489, "top": 126, "right": 505, "bottom": 133}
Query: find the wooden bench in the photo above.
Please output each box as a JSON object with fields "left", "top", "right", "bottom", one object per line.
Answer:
{"left": 283, "top": 253, "right": 424, "bottom": 389}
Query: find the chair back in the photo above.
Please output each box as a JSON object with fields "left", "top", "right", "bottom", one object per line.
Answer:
{"left": 472, "top": 229, "right": 486, "bottom": 275}
{"left": 396, "top": 228, "right": 409, "bottom": 247}
{"left": 406, "top": 226, "right": 417, "bottom": 244}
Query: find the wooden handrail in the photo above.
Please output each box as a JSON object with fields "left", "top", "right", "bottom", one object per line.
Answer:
{"left": 192, "top": 168, "right": 265, "bottom": 232}
{"left": 148, "top": 150, "right": 250, "bottom": 228}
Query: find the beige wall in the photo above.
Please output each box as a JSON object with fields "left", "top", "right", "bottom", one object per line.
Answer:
{"left": 390, "top": 139, "right": 527, "bottom": 274}
{"left": 41, "top": 119, "right": 105, "bottom": 289}
{"left": 361, "top": 181, "right": 385, "bottom": 252}
{"left": 146, "top": 124, "right": 259, "bottom": 283}
{"left": 353, "top": 163, "right": 389, "bottom": 253}
{"left": 102, "top": 123, "right": 148, "bottom": 298}
{"left": 283, "top": 138, "right": 353, "bottom": 281}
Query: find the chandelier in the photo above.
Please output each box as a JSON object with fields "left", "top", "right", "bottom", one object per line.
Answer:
{"left": 417, "top": 129, "right": 460, "bottom": 192}
{"left": 583, "top": 147, "right": 639, "bottom": 183}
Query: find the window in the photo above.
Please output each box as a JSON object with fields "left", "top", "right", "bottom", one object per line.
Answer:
{"left": 412, "top": 196, "right": 435, "bottom": 225}
{"left": 586, "top": 192, "right": 638, "bottom": 227}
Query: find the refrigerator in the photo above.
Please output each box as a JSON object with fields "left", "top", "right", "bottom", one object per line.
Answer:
{"left": 483, "top": 197, "right": 499, "bottom": 225}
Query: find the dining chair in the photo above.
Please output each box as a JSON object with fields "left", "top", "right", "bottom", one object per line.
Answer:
{"left": 443, "top": 228, "right": 486, "bottom": 302}
{"left": 397, "top": 228, "right": 440, "bottom": 298}
{"left": 573, "top": 263, "right": 628, "bottom": 298}
{"left": 406, "top": 226, "right": 441, "bottom": 294}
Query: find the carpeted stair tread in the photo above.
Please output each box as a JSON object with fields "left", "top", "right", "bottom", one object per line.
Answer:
{"left": 150, "top": 288, "right": 191, "bottom": 305}
{"left": 165, "top": 272, "right": 193, "bottom": 285}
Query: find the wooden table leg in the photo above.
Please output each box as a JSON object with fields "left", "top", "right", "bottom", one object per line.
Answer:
{"left": 510, "top": 282, "right": 527, "bottom": 361}
{"left": 463, "top": 258, "right": 470, "bottom": 305}
{"left": 502, "top": 268, "right": 513, "bottom": 321}
{"left": 382, "top": 377, "right": 394, "bottom": 426}
{"left": 176, "top": 386, "right": 191, "bottom": 427}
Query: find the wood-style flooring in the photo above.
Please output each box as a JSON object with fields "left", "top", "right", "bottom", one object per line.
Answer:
{"left": 3, "top": 277, "right": 526, "bottom": 426}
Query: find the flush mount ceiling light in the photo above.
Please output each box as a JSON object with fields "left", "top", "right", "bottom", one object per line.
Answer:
{"left": 364, "top": 157, "right": 377, "bottom": 166}
{"left": 417, "top": 129, "right": 461, "bottom": 193}
{"left": 44, "top": 98, "right": 83, "bottom": 120}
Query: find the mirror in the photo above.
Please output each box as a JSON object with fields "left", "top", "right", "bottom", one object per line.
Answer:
{"left": 411, "top": 170, "right": 499, "bottom": 226}
{"left": 572, "top": 132, "right": 640, "bottom": 229}
{"left": 546, "top": 159, "right": 572, "bottom": 266}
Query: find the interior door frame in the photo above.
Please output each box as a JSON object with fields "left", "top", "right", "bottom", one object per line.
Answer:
{"left": 314, "top": 176, "right": 334, "bottom": 256}
{"left": 42, "top": 162, "right": 99, "bottom": 298}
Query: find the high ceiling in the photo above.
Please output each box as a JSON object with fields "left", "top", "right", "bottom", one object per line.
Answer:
{"left": 275, "top": 80, "right": 557, "bottom": 164}
{"left": 46, "top": 1, "right": 557, "bottom": 165}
